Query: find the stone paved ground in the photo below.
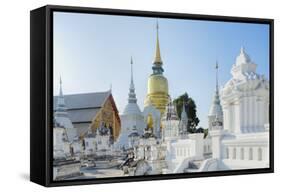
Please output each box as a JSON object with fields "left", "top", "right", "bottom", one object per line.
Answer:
{"left": 68, "top": 167, "right": 125, "bottom": 180}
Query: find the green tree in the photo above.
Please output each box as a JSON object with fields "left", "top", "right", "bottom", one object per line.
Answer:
{"left": 195, "top": 126, "right": 209, "bottom": 138}
{"left": 173, "top": 92, "right": 200, "bottom": 133}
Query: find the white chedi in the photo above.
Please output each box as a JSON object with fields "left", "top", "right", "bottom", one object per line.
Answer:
{"left": 208, "top": 61, "right": 223, "bottom": 131}
{"left": 116, "top": 57, "right": 144, "bottom": 149}
{"left": 53, "top": 78, "right": 79, "bottom": 159}
{"left": 54, "top": 77, "right": 77, "bottom": 142}
{"left": 53, "top": 126, "right": 71, "bottom": 159}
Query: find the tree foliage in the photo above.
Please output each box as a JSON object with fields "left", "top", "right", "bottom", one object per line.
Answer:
{"left": 173, "top": 92, "right": 200, "bottom": 133}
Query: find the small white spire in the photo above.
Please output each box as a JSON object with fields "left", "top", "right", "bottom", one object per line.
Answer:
{"left": 55, "top": 76, "right": 67, "bottom": 113}
{"left": 179, "top": 100, "right": 188, "bottom": 135}
{"left": 208, "top": 61, "right": 223, "bottom": 117}
{"left": 181, "top": 101, "right": 188, "bottom": 119}
{"left": 128, "top": 57, "right": 137, "bottom": 104}
{"left": 54, "top": 77, "right": 74, "bottom": 129}
{"left": 59, "top": 76, "right": 63, "bottom": 96}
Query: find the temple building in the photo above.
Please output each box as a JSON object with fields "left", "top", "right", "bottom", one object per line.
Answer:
{"left": 116, "top": 57, "right": 145, "bottom": 149}
{"left": 54, "top": 90, "right": 121, "bottom": 141}
{"left": 144, "top": 22, "right": 169, "bottom": 115}
{"left": 209, "top": 47, "right": 270, "bottom": 169}
{"left": 221, "top": 47, "right": 269, "bottom": 133}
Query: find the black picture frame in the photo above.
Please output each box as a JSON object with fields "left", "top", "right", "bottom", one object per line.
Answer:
{"left": 30, "top": 5, "right": 274, "bottom": 187}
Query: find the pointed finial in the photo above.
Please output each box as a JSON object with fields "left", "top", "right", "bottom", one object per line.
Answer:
{"left": 55, "top": 76, "right": 67, "bottom": 113}
{"left": 156, "top": 19, "right": 159, "bottom": 33}
{"left": 110, "top": 83, "right": 112, "bottom": 92}
{"left": 240, "top": 46, "right": 245, "bottom": 54}
{"left": 215, "top": 60, "right": 218, "bottom": 69}
{"left": 215, "top": 60, "right": 219, "bottom": 92}
{"left": 127, "top": 56, "right": 137, "bottom": 104}
{"left": 130, "top": 56, "right": 133, "bottom": 83}
{"left": 153, "top": 20, "right": 162, "bottom": 65}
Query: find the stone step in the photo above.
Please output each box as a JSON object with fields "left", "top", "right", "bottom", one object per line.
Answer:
{"left": 185, "top": 168, "right": 199, "bottom": 172}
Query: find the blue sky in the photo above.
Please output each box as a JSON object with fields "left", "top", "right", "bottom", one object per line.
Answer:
{"left": 53, "top": 12, "right": 269, "bottom": 128}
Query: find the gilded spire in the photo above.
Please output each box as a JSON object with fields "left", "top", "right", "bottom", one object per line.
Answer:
{"left": 153, "top": 20, "right": 162, "bottom": 65}
{"left": 145, "top": 20, "right": 169, "bottom": 114}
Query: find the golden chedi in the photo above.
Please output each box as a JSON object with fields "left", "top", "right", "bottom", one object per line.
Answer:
{"left": 147, "top": 113, "right": 154, "bottom": 129}
{"left": 144, "top": 22, "right": 169, "bottom": 115}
